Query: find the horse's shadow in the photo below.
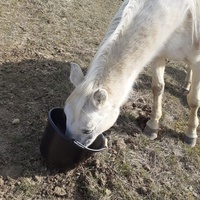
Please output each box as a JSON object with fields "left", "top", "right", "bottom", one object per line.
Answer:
{"left": 0, "top": 59, "right": 74, "bottom": 178}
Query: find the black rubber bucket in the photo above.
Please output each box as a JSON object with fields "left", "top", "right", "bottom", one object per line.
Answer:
{"left": 40, "top": 107, "right": 106, "bottom": 170}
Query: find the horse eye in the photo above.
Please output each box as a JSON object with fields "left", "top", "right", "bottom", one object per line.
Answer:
{"left": 82, "top": 129, "right": 92, "bottom": 134}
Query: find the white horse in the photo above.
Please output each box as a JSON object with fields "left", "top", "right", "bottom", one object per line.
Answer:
{"left": 64, "top": 0, "right": 200, "bottom": 147}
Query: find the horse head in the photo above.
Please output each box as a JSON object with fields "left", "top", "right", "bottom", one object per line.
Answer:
{"left": 64, "top": 62, "right": 120, "bottom": 147}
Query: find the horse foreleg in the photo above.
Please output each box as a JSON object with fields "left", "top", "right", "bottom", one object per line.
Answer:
{"left": 144, "top": 59, "right": 165, "bottom": 139}
{"left": 184, "top": 64, "right": 200, "bottom": 147}
{"left": 182, "top": 65, "right": 192, "bottom": 96}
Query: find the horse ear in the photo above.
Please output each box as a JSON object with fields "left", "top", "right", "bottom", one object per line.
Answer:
{"left": 70, "top": 62, "right": 84, "bottom": 87}
{"left": 92, "top": 89, "right": 108, "bottom": 108}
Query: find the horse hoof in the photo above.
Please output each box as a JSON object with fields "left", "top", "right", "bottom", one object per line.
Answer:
{"left": 143, "top": 125, "right": 158, "bottom": 140}
{"left": 184, "top": 135, "right": 196, "bottom": 147}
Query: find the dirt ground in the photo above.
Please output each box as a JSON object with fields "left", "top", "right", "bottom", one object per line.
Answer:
{"left": 0, "top": 0, "right": 200, "bottom": 199}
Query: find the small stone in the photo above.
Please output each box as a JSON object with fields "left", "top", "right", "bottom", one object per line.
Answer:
{"left": 142, "top": 163, "right": 151, "bottom": 171}
{"left": 105, "top": 189, "right": 111, "bottom": 195}
{"left": 34, "top": 176, "right": 43, "bottom": 183}
{"left": 138, "top": 97, "right": 145, "bottom": 103}
{"left": 173, "top": 148, "right": 183, "bottom": 157}
{"left": 193, "top": 192, "right": 198, "bottom": 197}
{"left": 188, "top": 186, "right": 193, "bottom": 191}
{"left": 132, "top": 102, "right": 137, "bottom": 108}
{"left": 142, "top": 105, "right": 151, "bottom": 112}
{"left": 92, "top": 159, "right": 100, "bottom": 168}
{"left": 137, "top": 186, "right": 148, "bottom": 195}
{"left": 12, "top": 118, "right": 20, "bottom": 125}
{"left": 0, "top": 177, "right": 4, "bottom": 186}
{"left": 16, "top": 181, "right": 21, "bottom": 186}
{"left": 54, "top": 186, "right": 66, "bottom": 196}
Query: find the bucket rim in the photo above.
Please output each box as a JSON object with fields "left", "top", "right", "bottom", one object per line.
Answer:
{"left": 48, "top": 107, "right": 107, "bottom": 152}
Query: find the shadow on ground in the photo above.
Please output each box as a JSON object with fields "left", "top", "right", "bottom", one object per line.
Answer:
{"left": 0, "top": 59, "right": 73, "bottom": 178}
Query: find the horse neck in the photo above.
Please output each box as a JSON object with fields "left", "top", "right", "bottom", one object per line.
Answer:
{"left": 88, "top": 0, "right": 190, "bottom": 107}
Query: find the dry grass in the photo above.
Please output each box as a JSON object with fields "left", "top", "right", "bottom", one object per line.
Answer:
{"left": 0, "top": 0, "right": 119, "bottom": 64}
{"left": 0, "top": 0, "right": 200, "bottom": 199}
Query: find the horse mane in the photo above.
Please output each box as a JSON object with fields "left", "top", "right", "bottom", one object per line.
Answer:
{"left": 71, "top": 1, "right": 147, "bottom": 117}
{"left": 85, "top": 0, "right": 143, "bottom": 83}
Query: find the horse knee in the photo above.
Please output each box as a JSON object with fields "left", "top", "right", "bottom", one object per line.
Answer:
{"left": 189, "top": 103, "right": 200, "bottom": 109}
{"left": 187, "top": 96, "right": 200, "bottom": 109}
{"left": 152, "top": 83, "right": 164, "bottom": 95}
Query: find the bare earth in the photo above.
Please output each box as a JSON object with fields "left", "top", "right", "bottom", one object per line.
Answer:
{"left": 0, "top": 0, "right": 200, "bottom": 199}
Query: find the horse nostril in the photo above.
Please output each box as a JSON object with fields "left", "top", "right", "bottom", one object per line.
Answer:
{"left": 82, "top": 129, "right": 92, "bottom": 134}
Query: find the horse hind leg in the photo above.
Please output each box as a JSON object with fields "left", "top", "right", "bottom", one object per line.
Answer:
{"left": 143, "top": 59, "right": 165, "bottom": 139}
{"left": 184, "top": 63, "right": 200, "bottom": 147}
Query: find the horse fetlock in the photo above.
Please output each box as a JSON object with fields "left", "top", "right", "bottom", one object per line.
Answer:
{"left": 184, "top": 134, "right": 197, "bottom": 147}
{"left": 143, "top": 125, "right": 158, "bottom": 140}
